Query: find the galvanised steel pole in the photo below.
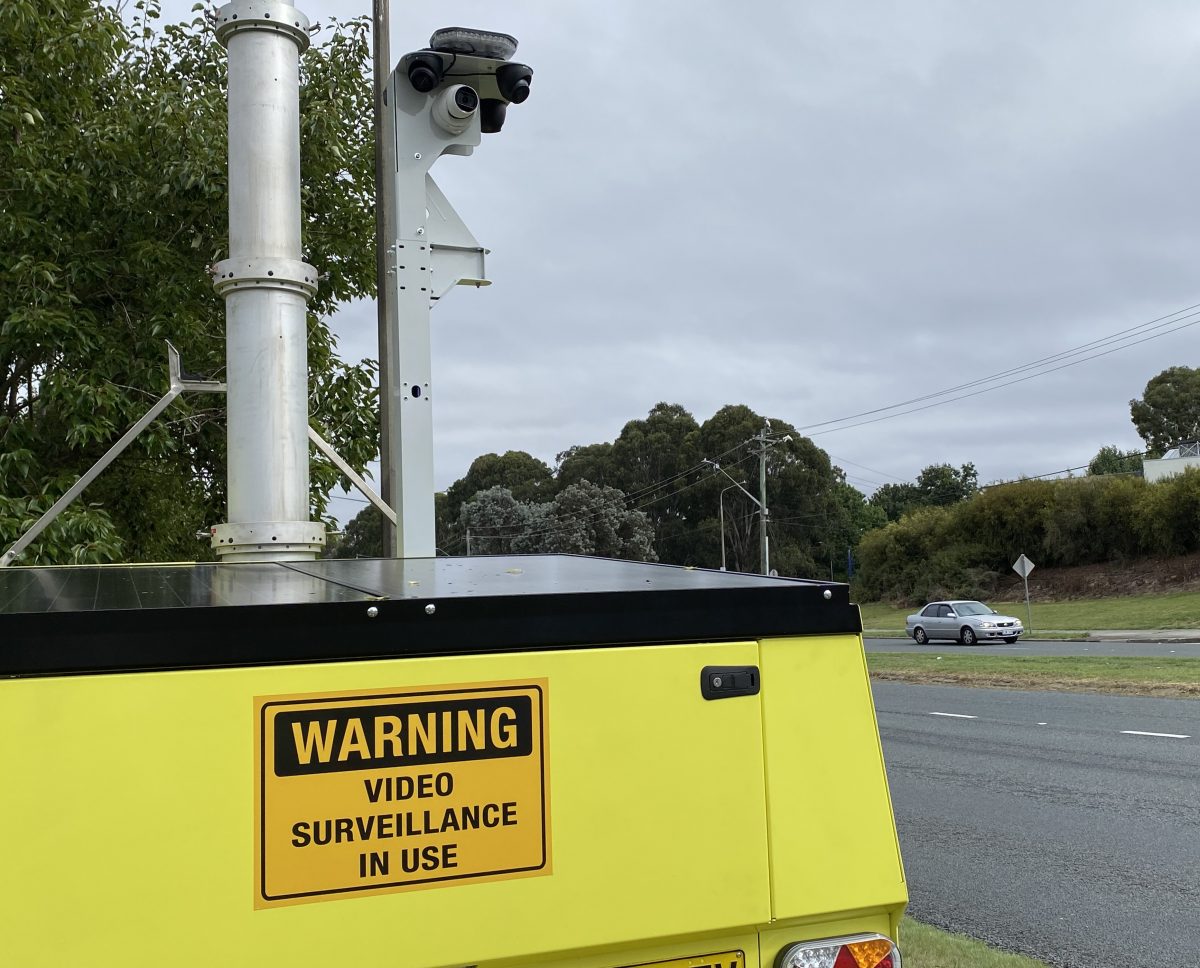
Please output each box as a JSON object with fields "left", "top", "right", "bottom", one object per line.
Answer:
{"left": 374, "top": 0, "right": 398, "bottom": 556}
{"left": 210, "top": 1, "right": 324, "bottom": 562}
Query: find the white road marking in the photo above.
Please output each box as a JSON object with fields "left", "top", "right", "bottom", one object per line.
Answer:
{"left": 1036, "top": 722, "right": 1048, "bottom": 726}
{"left": 930, "top": 712, "right": 978, "bottom": 719}
{"left": 1120, "top": 730, "right": 1190, "bottom": 739}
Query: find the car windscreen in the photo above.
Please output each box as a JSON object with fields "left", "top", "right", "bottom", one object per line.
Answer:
{"left": 954, "top": 602, "right": 991, "bottom": 615}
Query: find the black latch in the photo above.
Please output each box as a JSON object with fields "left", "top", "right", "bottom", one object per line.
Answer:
{"left": 700, "top": 665, "right": 760, "bottom": 700}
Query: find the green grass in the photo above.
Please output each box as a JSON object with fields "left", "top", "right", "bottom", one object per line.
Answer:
{"left": 867, "top": 653, "right": 1200, "bottom": 697}
{"left": 858, "top": 589, "right": 1200, "bottom": 632}
{"left": 901, "top": 918, "right": 1052, "bottom": 967}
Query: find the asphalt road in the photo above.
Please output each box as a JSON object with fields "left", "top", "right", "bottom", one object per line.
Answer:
{"left": 865, "top": 637, "right": 1200, "bottom": 658}
{"left": 875, "top": 682, "right": 1200, "bottom": 968}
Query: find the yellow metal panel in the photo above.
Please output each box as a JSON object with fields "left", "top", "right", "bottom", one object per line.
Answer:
{"left": 486, "top": 929, "right": 760, "bottom": 968}
{"left": 0, "top": 641, "right": 769, "bottom": 968}
{"left": 759, "top": 635, "right": 907, "bottom": 920}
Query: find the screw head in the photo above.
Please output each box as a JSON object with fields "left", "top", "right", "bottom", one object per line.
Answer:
{"left": 823, "top": 589, "right": 832, "bottom": 600}
{"left": 425, "top": 603, "right": 436, "bottom": 615}
{"left": 413, "top": 152, "right": 422, "bottom": 160}
{"left": 712, "top": 675, "right": 723, "bottom": 688}
{"left": 367, "top": 606, "right": 379, "bottom": 618}
{"left": 415, "top": 226, "right": 425, "bottom": 235}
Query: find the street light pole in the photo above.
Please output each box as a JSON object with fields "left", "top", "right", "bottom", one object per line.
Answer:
{"left": 705, "top": 424, "right": 791, "bottom": 575}
{"left": 718, "top": 483, "right": 740, "bottom": 571}
{"left": 704, "top": 459, "right": 765, "bottom": 573}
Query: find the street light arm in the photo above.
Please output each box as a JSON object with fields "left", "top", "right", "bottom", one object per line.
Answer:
{"left": 703, "top": 460, "right": 764, "bottom": 511}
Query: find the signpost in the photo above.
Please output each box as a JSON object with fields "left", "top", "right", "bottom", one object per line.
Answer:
{"left": 1012, "top": 553, "right": 1035, "bottom": 632}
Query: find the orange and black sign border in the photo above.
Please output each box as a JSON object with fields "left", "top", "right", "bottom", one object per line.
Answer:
{"left": 255, "top": 681, "right": 550, "bottom": 905}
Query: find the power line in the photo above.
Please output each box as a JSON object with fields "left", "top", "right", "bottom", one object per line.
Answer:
{"left": 827, "top": 452, "right": 906, "bottom": 484}
{"left": 798, "top": 301, "right": 1200, "bottom": 436}
{"left": 808, "top": 314, "right": 1200, "bottom": 438}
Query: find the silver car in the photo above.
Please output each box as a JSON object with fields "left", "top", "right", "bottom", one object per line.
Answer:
{"left": 905, "top": 600, "right": 1024, "bottom": 645}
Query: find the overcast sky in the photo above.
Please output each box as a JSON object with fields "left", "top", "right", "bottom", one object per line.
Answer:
{"left": 161, "top": 1, "right": 1200, "bottom": 519}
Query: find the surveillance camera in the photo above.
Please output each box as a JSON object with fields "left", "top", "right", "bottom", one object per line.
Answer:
{"left": 496, "top": 62, "right": 533, "bottom": 104}
{"left": 432, "top": 84, "right": 479, "bottom": 135}
{"left": 480, "top": 99, "right": 507, "bottom": 133}
{"left": 407, "top": 52, "right": 444, "bottom": 93}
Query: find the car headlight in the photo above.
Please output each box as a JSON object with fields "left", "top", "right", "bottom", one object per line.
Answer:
{"left": 979, "top": 621, "right": 995, "bottom": 628}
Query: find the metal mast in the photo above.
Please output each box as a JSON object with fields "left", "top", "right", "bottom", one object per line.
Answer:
{"left": 210, "top": 1, "right": 324, "bottom": 562}
{"left": 373, "top": 0, "right": 398, "bottom": 556}
{"left": 379, "top": 29, "right": 534, "bottom": 558}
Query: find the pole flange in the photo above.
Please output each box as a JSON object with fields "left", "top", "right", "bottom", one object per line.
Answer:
{"left": 214, "top": 1, "right": 311, "bottom": 51}
{"left": 211, "top": 520, "right": 325, "bottom": 562}
{"left": 212, "top": 257, "right": 319, "bottom": 299}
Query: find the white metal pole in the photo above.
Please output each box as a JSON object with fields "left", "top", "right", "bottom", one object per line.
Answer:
{"left": 210, "top": 2, "right": 324, "bottom": 562}
{"left": 374, "top": 0, "right": 398, "bottom": 556}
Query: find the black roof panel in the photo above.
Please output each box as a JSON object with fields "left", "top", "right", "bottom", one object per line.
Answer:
{"left": 0, "top": 555, "right": 860, "bottom": 677}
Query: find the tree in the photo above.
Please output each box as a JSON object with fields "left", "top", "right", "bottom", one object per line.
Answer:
{"left": 869, "top": 463, "right": 977, "bottom": 522}
{"left": 603, "top": 403, "right": 700, "bottom": 563}
{"left": 444, "top": 451, "right": 554, "bottom": 523}
{"left": 539, "top": 480, "right": 656, "bottom": 560}
{"left": 327, "top": 505, "right": 384, "bottom": 559}
{"left": 555, "top": 442, "right": 615, "bottom": 488}
{"left": 1, "top": 1, "right": 377, "bottom": 564}
{"left": 868, "top": 482, "right": 923, "bottom": 522}
{"left": 458, "top": 486, "right": 541, "bottom": 555}
{"left": 1087, "top": 445, "right": 1143, "bottom": 477}
{"left": 456, "top": 482, "right": 656, "bottom": 561}
{"left": 916, "top": 462, "right": 978, "bottom": 506}
{"left": 1130, "top": 366, "right": 1200, "bottom": 457}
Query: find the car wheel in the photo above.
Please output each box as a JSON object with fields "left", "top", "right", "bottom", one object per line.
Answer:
{"left": 914, "top": 627, "right": 928, "bottom": 645}
{"left": 960, "top": 626, "right": 977, "bottom": 646}
{"left": 1004, "top": 636, "right": 1018, "bottom": 644}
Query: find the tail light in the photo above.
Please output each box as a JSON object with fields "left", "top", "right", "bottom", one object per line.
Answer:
{"left": 776, "top": 933, "right": 900, "bottom": 968}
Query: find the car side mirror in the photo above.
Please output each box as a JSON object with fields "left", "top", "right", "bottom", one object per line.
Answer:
{"left": 946, "top": 611, "right": 957, "bottom": 619}
{"left": 992, "top": 609, "right": 998, "bottom": 614}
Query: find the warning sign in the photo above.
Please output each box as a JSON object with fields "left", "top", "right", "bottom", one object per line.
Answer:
{"left": 254, "top": 680, "right": 550, "bottom": 907}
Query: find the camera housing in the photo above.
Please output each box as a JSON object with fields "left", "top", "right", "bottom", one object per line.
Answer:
{"left": 398, "top": 27, "right": 533, "bottom": 133}
{"left": 432, "top": 84, "right": 479, "bottom": 135}
{"left": 406, "top": 52, "right": 444, "bottom": 93}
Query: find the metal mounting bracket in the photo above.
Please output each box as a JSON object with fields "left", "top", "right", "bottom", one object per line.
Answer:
{"left": 0, "top": 342, "right": 225, "bottom": 568}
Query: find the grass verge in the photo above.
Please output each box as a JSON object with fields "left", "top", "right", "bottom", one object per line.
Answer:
{"left": 858, "top": 589, "right": 1200, "bottom": 632}
{"left": 867, "top": 653, "right": 1200, "bottom": 698}
{"left": 901, "top": 917, "right": 1052, "bottom": 967}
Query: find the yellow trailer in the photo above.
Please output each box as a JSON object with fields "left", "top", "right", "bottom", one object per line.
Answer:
{"left": 0, "top": 554, "right": 905, "bottom": 968}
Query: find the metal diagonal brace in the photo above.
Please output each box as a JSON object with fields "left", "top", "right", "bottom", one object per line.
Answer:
{"left": 0, "top": 341, "right": 396, "bottom": 567}
{"left": 307, "top": 426, "right": 396, "bottom": 526}
{"left": 0, "top": 343, "right": 226, "bottom": 568}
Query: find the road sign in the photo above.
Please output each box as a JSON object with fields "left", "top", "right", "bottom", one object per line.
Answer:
{"left": 1012, "top": 554, "right": 1035, "bottom": 632}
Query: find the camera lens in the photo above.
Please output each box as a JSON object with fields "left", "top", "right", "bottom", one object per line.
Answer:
{"left": 407, "top": 53, "right": 444, "bottom": 93}
{"left": 454, "top": 86, "right": 479, "bottom": 112}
